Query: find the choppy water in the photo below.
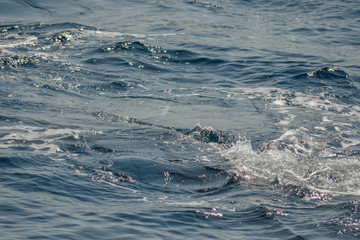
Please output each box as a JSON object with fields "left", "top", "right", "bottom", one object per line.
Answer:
{"left": 1, "top": 0, "right": 360, "bottom": 239}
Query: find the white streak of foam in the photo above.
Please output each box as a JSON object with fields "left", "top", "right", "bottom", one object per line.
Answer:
{"left": 0, "top": 125, "right": 82, "bottom": 154}
{"left": 0, "top": 35, "right": 38, "bottom": 48}
{"left": 98, "top": 179, "right": 138, "bottom": 193}
{"left": 277, "top": 113, "right": 296, "bottom": 125}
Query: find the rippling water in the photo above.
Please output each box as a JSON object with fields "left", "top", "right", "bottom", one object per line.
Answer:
{"left": 1, "top": 0, "right": 360, "bottom": 239}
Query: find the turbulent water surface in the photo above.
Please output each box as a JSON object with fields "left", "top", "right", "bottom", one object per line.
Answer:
{"left": 1, "top": 0, "right": 360, "bottom": 239}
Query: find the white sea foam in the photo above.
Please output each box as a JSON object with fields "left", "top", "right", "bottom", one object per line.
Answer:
{"left": 221, "top": 129, "right": 360, "bottom": 195}
{"left": 217, "top": 86, "right": 360, "bottom": 196}
{"left": 0, "top": 34, "right": 38, "bottom": 49}
{"left": 0, "top": 125, "right": 81, "bottom": 154}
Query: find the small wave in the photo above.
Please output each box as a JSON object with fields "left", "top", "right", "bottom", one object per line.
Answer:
{"left": 0, "top": 56, "right": 45, "bottom": 68}
{"left": 97, "top": 40, "right": 227, "bottom": 72}
{"left": 50, "top": 31, "right": 74, "bottom": 43}
{"left": 0, "top": 23, "right": 96, "bottom": 66}
{"left": 101, "top": 41, "right": 150, "bottom": 53}
{"left": 290, "top": 66, "right": 353, "bottom": 90}
{"left": 97, "top": 111, "right": 236, "bottom": 145}
{"left": 307, "top": 66, "right": 348, "bottom": 78}
{"left": 187, "top": 125, "right": 235, "bottom": 145}
{"left": 184, "top": 0, "right": 223, "bottom": 11}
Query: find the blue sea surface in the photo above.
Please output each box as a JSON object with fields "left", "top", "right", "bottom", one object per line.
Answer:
{"left": 1, "top": 0, "right": 360, "bottom": 239}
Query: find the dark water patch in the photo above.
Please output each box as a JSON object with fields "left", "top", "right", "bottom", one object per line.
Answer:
{"left": 109, "top": 80, "right": 131, "bottom": 90}
{"left": 161, "top": 165, "right": 231, "bottom": 194}
{"left": 0, "top": 156, "right": 22, "bottom": 168}
{"left": 0, "top": 115, "right": 21, "bottom": 123}
{"left": 3, "top": 164, "right": 119, "bottom": 204}
{"left": 67, "top": 127, "right": 234, "bottom": 196}
{"left": 0, "top": 95, "right": 72, "bottom": 116}
{"left": 290, "top": 27, "right": 319, "bottom": 36}
{"left": 164, "top": 48, "right": 227, "bottom": 67}
{"left": 236, "top": 204, "right": 273, "bottom": 223}
{"left": 108, "top": 94, "right": 175, "bottom": 103}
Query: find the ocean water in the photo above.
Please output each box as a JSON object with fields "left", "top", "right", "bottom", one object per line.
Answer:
{"left": 1, "top": 0, "right": 360, "bottom": 239}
